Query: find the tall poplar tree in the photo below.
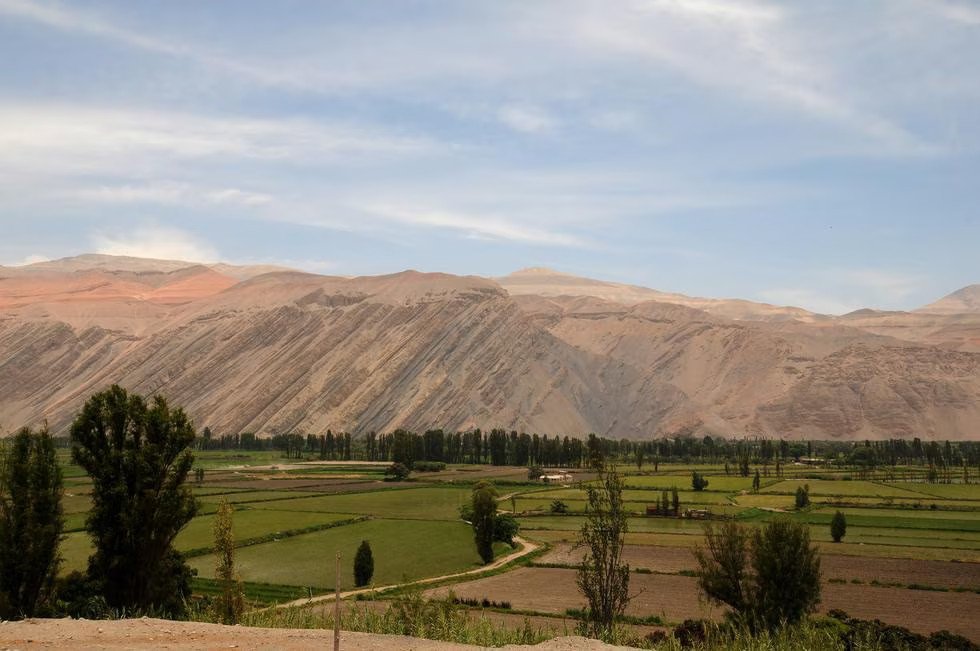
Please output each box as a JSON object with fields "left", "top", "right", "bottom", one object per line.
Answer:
{"left": 70, "top": 386, "right": 198, "bottom": 616}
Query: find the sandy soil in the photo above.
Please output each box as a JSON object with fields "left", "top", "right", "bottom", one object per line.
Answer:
{"left": 0, "top": 618, "right": 636, "bottom": 650}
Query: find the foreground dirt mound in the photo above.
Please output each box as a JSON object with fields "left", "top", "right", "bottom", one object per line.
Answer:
{"left": 0, "top": 618, "right": 634, "bottom": 650}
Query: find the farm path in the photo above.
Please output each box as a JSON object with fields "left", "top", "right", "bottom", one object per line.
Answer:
{"left": 273, "top": 535, "right": 540, "bottom": 610}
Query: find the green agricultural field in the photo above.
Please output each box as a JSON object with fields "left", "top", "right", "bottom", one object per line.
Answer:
{"left": 191, "top": 486, "right": 255, "bottom": 496}
{"left": 812, "top": 506, "right": 980, "bottom": 521}
{"left": 189, "top": 518, "right": 508, "bottom": 589}
{"left": 760, "top": 479, "right": 924, "bottom": 498}
{"left": 250, "top": 486, "right": 472, "bottom": 520}
{"left": 197, "top": 490, "right": 323, "bottom": 504}
{"left": 529, "top": 488, "right": 733, "bottom": 505}
{"left": 518, "top": 515, "right": 707, "bottom": 535}
{"left": 62, "top": 493, "right": 92, "bottom": 514}
{"left": 624, "top": 475, "right": 767, "bottom": 492}
{"left": 890, "top": 483, "right": 980, "bottom": 500}
{"left": 174, "top": 509, "right": 358, "bottom": 552}
{"left": 60, "top": 531, "right": 94, "bottom": 574}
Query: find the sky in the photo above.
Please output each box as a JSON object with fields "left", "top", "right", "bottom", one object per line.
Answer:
{"left": 0, "top": 0, "right": 978, "bottom": 314}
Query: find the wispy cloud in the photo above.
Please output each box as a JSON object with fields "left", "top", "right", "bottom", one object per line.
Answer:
{"left": 78, "top": 182, "right": 272, "bottom": 207}
{"left": 497, "top": 105, "right": 558, "bottom": 134}
{"left": 928, "top": 0, "right": 980, "bottom": 26}
{"left": 91, "top": 225, "right": 219, "bottom": 262}
{"left": 364, "top": 204, "right": 589, "bottom": 247}
{"left": 542, "top": 0, "right": 936, "bottom": 154}
{"left": 0, "top": 104, "right": 440, "bottom": 178}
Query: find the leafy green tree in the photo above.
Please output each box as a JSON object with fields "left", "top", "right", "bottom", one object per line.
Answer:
{"left": 70, "top": 386, "right": 198, "bottom": 616}
{"left": 795, "top": 484, "right": 810, "bottom": 509}
{"left": 575, "top": 461, "right": 631, "bottom": 641}
{"left": 695, "top": 518, "right": 821, "bottom": 632}
{"left": 211, "top": 499, "right": 244, "bottom": 624}
{"left": 752, "top": 470, "right": 761, "bottom": 492}
{"left": 691, "top": 471, "right": 709, "bottom": 491}
{"left": 471, "top": 481, "right": 498, "bottom": 564}
{"left": 671, "top": 486, "right": 680, "bottom": 516}
{"left": 384, "top": 462, "right": 410, "bottom": 481}
{"left": 493, "top": 514, "right": 519, "bottom": 546}
{"left": 830, "top": 511, "right": 847, "bottom": 543}
{"left": 0, "top": 427, "right": 64, "bottom": 618}
{"left": 354, "top": 540, "right": 374, "bottom": 587}
{"left": 661, "top": 490, "right": 670, "bottom": 515}
{"left": 527, "top": 465, "right": 542, "bottom": 481}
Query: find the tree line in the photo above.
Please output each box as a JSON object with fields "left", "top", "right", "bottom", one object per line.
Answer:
{"left": 138, "top": 425, "right": 980, "bottom": 473}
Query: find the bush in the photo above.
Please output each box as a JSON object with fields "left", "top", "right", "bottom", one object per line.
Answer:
{"left": 795, "top": 484, "right": 811, "bottom": 509}
{"left": 691, "top": 472, "right": 709, "bottom": 491}
{"left": 412, "top": 461, "right": 446, "bottom": 472}
{"left": 550, "top": 500, "right": 569, "bottom": 514}
{"left": 451, "top": 596, "right": 512, "bottom": 609}
{"left": 384, "top": 462, "right": 411, "bottom": 481}
{"left": 673, "top": 618, "right": 710, "bottom": 647}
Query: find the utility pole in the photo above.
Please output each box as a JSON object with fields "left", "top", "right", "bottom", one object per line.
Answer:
{"left": 334, "top": 551, "right": 341, "bottom": 651}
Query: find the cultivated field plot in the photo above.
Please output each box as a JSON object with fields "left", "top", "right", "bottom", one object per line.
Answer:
{"left": 174, "top": 509, "right": 357, "bottom": 551}
{"left": 427, "top": 567, "right": 723, "bottom": 624}
{"left": 189, "top": 518, "right": 496, "bottom": 589}
{"left": 760, "top": 479, "right": 925, "bottom": 498}
{"left": 431, "top": 565, "right": 980, "bottom": 639}
{"left": 539, "top": 542, "right": 980, "bottom": 590}
{"left": 53, "top": 450, "right": 980, "bottom": 640}
{"left": 250, "top": 486, "right": 472, "bottom": 520}
{"left": 197, "top": 490, "right": 324, "bottom": 504}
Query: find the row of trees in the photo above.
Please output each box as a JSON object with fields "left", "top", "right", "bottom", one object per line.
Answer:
{"left": 62, "top": 421, "right": 980, "bottom": 476}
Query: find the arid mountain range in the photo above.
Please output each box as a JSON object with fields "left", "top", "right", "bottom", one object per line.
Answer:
{"left": 1, "top": 255, "right": 978, "bottom": 440}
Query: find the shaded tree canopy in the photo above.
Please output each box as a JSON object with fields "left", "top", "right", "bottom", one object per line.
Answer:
{"left": 695, "top": 518, "right": 821, "bottom": 632}
{"left": 0, "top": 427, "right": 64, "bottom": 619}
{"left": 70, "top": 385, "right": 198, "bottom": 616}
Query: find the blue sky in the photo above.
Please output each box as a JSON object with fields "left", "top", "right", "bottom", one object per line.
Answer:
{"left": 0, "top": 0, "right": 978, "bottom": 313}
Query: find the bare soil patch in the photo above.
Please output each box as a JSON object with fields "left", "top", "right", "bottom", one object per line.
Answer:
{"left": 0, "top": 618, "right": 633, "bottom": 650}
{"left": 428, "top": 565, "right": 980, "bottom": 639}
{"left": 542, "top": 543, "right": 980, "bottom": 590}
{"left": 426, "top": 567, "right": 721, "bottom": 624}
{"left": 822, "top": 583, "right": 980, "bottom": 639}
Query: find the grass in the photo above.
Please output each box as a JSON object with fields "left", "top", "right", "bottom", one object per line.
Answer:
{"left": 760, "top": 480, "right": 924, "bottom": 498}
{"left": 519, "top": 515, "right": 707, "bottom": 534}
{"left": 529, "top": 488, "right": 734, "bottom": 505}
{"left": 188, "top": 518, "right": 505, "bottom": 589}
{"left": 174, "top": 509, "right": 358, "bottom": 552}
{"left": 250, "top": 486, "right": 473, "bottom": 520}
{"left": 197, "top": 490, "right": 323, "bottom": 504}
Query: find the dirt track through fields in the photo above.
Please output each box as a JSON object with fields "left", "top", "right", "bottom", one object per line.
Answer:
{"left": 272, "top": 535, "right": 540, "bottom": 610}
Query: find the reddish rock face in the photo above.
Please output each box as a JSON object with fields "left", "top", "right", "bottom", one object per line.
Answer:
{"left": 1, "top": 254, "right": 978, "bottom": 440}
